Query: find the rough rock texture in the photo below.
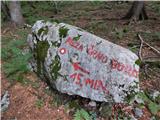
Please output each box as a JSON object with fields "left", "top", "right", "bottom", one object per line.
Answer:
{"left": 27, "top": 20, "right": 139, "bottom": 103}
{"left": 1, "top": 91, "right": 10, "bottom": 112}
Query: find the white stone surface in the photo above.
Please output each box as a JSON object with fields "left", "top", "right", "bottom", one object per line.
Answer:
{"left": 27, "top": 20, "right": 140, "bottom": 103}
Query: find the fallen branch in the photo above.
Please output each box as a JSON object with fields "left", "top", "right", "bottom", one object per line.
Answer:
{"left": 138, "top": 34, "right": 143, "bottom": 61}
{"left": 24, "top": 23, "right": 32, "bottom": 28}
{"left": 2, "top": 28, "right": 10, "bottom": 34}
{"left": 138, "top": 34, "right": 160, "bottom": 55}
{"left": 143, "top": 57, "right": 160, "bottom": 63}
{"left": 144, "top": 64, "right": 152, "bottom": 78}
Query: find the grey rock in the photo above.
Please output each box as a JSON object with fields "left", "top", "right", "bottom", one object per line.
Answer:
{"left": 1, "top": 91, "right": 10, "bottom": 112}
{"left": 134, "top": 95, "right": 144, "bottom": 104}
{"left": 88, "top": 101, "right": 96, "bottom": 107}
{"left": 27, "top": 20, "right": 140, "bottom": 103}
{"left": 134, "top": 107, "right": 143, "bottom": 118}
{"left": 150, "top": 90, "right": 160, "bottom": 100}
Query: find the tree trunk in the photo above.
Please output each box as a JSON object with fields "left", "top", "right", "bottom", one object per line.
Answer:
{"left": 8, "top": 1, "right": 24, "bottom": 26}
{"left": 122, "top": 1, "right": 148, "bottom": 21}
{"left": 1, "top": 1, "right": 11, "bottom": 21}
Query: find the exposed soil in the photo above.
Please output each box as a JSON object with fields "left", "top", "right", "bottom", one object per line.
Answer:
{"left": 1, "top": 73, "right": 71, "bottom": 120}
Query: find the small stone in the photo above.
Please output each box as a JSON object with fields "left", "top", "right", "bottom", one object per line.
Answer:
{"left": 134, "top": 107, "right": 143, "bottom": 118}
{"left": 134, "top": 95, "right": 144, "bottom": 104}
{"left": 152, "top": 90, "right": 160, "bottom": 100}
{"left": 88, "top": 101, "right": 96, "bottom": 107}
{"left": 1, "top": 91, "right": 10, "bottom": 112}
{"left": 45, "top": 86, "right": 49, "bottom": 90}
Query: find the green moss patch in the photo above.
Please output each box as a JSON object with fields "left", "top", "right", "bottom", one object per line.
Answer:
{"left": 38, "top": 26, "right": 49, "bottom": 36}
{"left": 73, "top": 34, "right": 82, "bottom": 41}
{"left": 36, "top": 41, "right": 49, "bottom": 75}
{"left": 51, "top": 41, "right": 61, "bottom": 48}
{"left": 59, "top": 26, "right": 69, "bottom": 38}
{"left": 50, "top": 54, "right": 61, "bottom": 80}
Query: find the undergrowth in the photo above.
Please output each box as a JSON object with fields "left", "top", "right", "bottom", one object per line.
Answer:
{"left": 1, "top": 30, "right": 32, "bottom": 84}
{"left": 74, "top": 108, "right": 91, "bottom": 120}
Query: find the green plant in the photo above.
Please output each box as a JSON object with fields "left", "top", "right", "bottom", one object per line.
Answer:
{"left": 73, "top": 108, "right": 91, "bottom": 120}
{"left": 2, "top": 38, "right": 32, "bottom": 83}
{"left": 150, "top": 2, "right": 160, "bottom": 16}
{"left": 90, "top": 1, "right": 105, "bottom": 6}
{"left": 135, "top": 59, "right": 142, "bottom": 66}
{"left": 137, "top": 92, "right": 160, "bottom": 115}
{"left": 140, "top": 32, "right": 160, "bottom": 42}
{"left": 51, "top": 93, "right": 63, "bottom": 107}
{"left": 35, "top": 98, "right": 44, "bottom": 108}
{"left": 44, "top": 86, "right": 53, "bottom": 96}
{"left": 89, "top": 111, "right": 97, "bottom": 120}
{"left": 114, "top": 27, "right": 129, "bottom": 39}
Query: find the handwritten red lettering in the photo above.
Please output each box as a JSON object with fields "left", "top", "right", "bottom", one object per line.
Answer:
{"left": 87, "top": 45, "right": 108, "bottom": 63}
{"left": 111, "top": 59, "right": 139, "bottom": 78}
{"left": 72, "top": 62, "right": 90, "bottom": 74}
{"left": 96, "top": 52, "right": 104, "bottom": 60}
{"left": 65, "top": 36, "right": 138, "bottom": 79}
{"left": 111, "top": 59, "right": 118, "bottom": 69}
{"left": 85, "top": 79, "right": 109, "bottom": 94}
{"left": 93, "top": 80, "right": 98, "bottom": 89}
{"left": 66, "top": 37, "right": 83, "bottom": 51}
{"left": 70, "top": 73, "right": 83, "bottom": 86}
{"left": 117, "top": 63, "right": 125, "bottom": 71}
{"left": 85, "top": 78, "right": 94, "bottom": 88}
{"left": 101, "top": 56, "right": 108, "bottom": 63}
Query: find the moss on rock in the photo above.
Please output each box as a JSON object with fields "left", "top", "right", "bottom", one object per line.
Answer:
{"left": 59, "top": 26, "right": 69, "bottom": 38}
{"left": 50, "top": 54, "right": 61, "bottom": 80}
{"left": 73, "top": 34, "right": 82, "bottom": 41}
{"left": 38, "top": 26, "right": 49, "bottom": 36}
{"left": 36, "top": 41, "right": 49, "bottom": 75}
{"left": 51, "top": 41, "right": 61, "bottom": 48}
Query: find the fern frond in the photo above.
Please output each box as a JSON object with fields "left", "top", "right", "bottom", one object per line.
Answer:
{"left": 74, "top": 109, "right": 91, "bottom": 120}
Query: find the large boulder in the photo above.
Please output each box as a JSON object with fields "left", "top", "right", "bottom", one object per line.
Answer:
{"left": 27, "top": 20, "right": 139, "bottom": 103}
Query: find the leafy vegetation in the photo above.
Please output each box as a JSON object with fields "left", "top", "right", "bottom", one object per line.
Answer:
{"left": 51, "top": 93, "right": 63, "bottom": 107}
{"left": 137, "top": 92, "right": 160, "bottom": 115}
{"left": 73, "top": 109, "right": 91, "bottom": 120}
{"left": 59, "top": 26, "right": 69, "bottom": 38}
{"left": 73, "top": 34, "right": 82, "bottom": 41}
{"left": 114, "top": 27, "right": 129, "bottom": 39}
{"left": 35, "top": 98, "right": 44, "bottom": 108}
{"left": 2, "top": 33, "right": 32, "bottom": 83}
{"left": 150, "top": 2, "right": 160, "bottom": 16}
{"left": 135, "top": 59, "right": 142, "bottom": 66}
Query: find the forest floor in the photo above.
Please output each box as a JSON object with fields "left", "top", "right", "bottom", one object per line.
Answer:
{"left": 1, "top": 1, "right": 160, "bottom": 120}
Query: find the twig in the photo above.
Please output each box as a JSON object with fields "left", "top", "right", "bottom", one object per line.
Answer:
{"left": 144, "top": 64, "right": 152, "bottom": 78}
{"left": 9, "top": 31, "right": 19, "bottom": 39}
{"left": 2, "top": 28, "right": 10, "bottom": 34}
{"left": 138, "top": 34, "right": 160, "bottom": 55}
{"left": 138, "top": 34, "right": 143, "bottom": 61}
{"left": 24, "top": 23, "right": 32, "bottom": 28}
